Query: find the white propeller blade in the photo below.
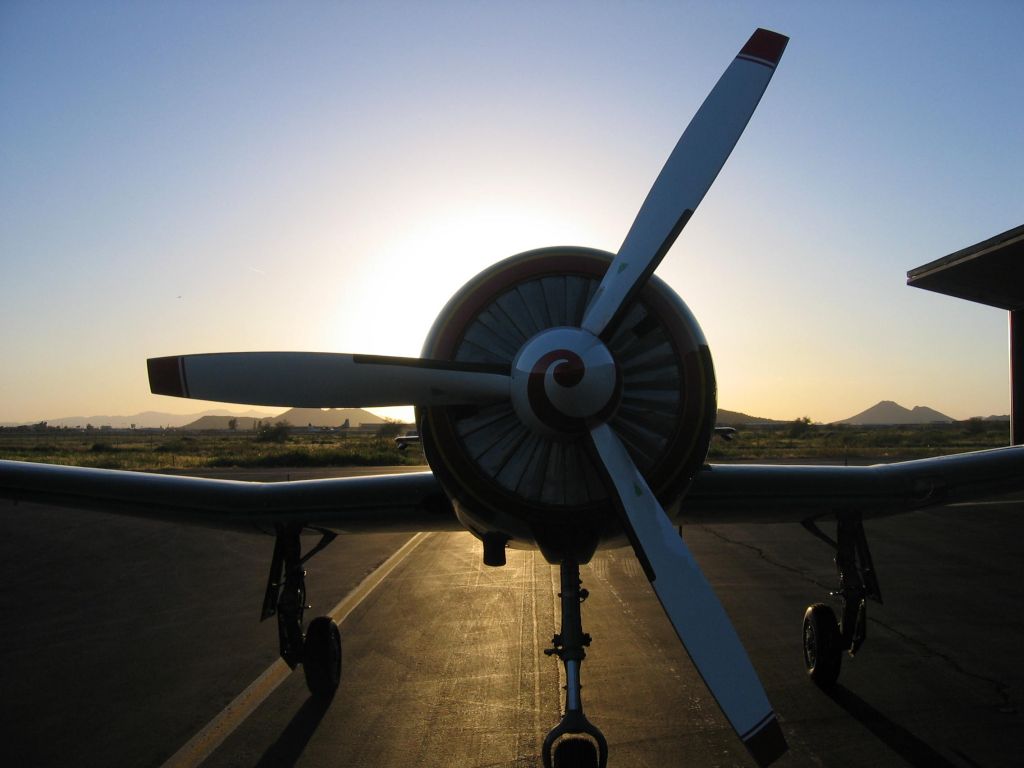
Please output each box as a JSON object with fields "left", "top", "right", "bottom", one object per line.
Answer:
{"left": 581, "top": 28, "right": 788, "bottom": 338}
{"left": 147, "top": 352, "right": 510, "bottom": 408}
{"left": 589, "top": 422, "right": 787, "bottom": 766}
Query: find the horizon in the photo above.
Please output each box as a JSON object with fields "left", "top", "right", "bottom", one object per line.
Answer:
{"left": 2, "top": 399, "right": 1011, "bottom": 430}
{"left": 3, "top": 3, "right": 1021, "bottom": 425}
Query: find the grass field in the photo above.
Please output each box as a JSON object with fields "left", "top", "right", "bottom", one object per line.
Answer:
{"left": 0, "top": 430, "right": 423, "bottom": 470}
{"left": 0, "top": 420, "right": 1010, "bottom": 470}
{"left": 707, "top": 420, "right": 1009, "bottom": 462}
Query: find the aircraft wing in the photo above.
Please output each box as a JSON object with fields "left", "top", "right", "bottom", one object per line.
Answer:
{"left": 681, "top": 446, "right": 1024, "bottom": 523}
{"left": 0, "top": 459, "right": 459, "bottom": 534}
{"left": 2, "top": 446, "right": 1022, "bottom": 535}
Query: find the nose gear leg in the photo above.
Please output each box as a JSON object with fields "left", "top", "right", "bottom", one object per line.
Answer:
{"left": 542, "top": 560, "right": 608, "bottom": 768}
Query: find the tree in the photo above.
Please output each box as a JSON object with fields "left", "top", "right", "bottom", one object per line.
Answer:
{"left": 256, "top": 419, "right": 291, "bottom": 443}
{"left": 788, "top": 416, "right": 813, "bottom": 438}
{"left": 378, "top": 418, "right": 405, "bottom": 439}
{"left": 964, "top": 417, "right": 985, "bottom": 435}
{"left": 228, "top": 418, "right": 238, "bottom": 431}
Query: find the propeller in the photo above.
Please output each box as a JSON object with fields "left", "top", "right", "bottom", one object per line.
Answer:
{"left": 590, "top": 423, "right": 786, "bottom": 764}
{"left": 147, "top": 26, "right": 789, "bottom": 766}
{"left": 582, "top": 28, "right": 788, "bottom": 339}
{"left": 147, "top": 352, "right": 510, "bottom": 408}
{"left": 577, "top": 29, "right": 789, "bottom": 766}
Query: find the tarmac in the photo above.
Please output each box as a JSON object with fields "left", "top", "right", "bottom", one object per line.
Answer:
{"left": 1, "top": 466, "right": 1021, "bottom": 767}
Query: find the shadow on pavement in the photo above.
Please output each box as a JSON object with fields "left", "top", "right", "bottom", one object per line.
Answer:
{"left": 255, "top": 695, "right": 332, "bottom": 768}
{"left": 827, "top": 684, "right": 958, "bottom": 768}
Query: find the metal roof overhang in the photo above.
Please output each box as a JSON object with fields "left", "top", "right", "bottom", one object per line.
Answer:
{"left": 907, "top": 223, "right": 1024, "bottom": 445}
{"left": 907, "top": 223, "right": 1024, "bottom": 311}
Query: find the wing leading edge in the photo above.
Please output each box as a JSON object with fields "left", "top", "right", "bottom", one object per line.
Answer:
{"left": 0, "top": 460, "right": 459, "bottom": 534}
{"left": 681, "top": 446, "right": 1024, "bottom": 523}
{"left": 2, "top": 446, "right": 1022, "bottom": 534}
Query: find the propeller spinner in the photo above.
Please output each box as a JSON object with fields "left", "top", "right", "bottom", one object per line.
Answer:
{"left": 149, "top": 28, "right": 789, "bottom": 766}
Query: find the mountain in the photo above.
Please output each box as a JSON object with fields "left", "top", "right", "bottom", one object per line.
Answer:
{"left": 716, "top": 408, "right": 783, "bottom": 426}
{"left": 180, "top": 408, "right": 388, "bottom": 430}
{"left": 179, "top": 415, "right": 264, "bottom": 430}
{"left": 5, "top": 409, "right": 278, "bottom": 429}
{"left": 838, "top": 401, "right": 953, "bottom": 425}
{"left": 275, "top": 408, "right": 387, "bottom": 428}
{"left": 178, "top": 409, "right": 385, "bottom": 434}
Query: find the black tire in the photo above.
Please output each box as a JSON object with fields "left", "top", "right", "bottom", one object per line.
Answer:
{"left": 552, "top": 736, "right": 599, "bottom": 768}
{"left": 803, "top": 603, "right": 842, "bottom": 689}
{"left": 303, "top": 616, "right": 342, "bottom": 699}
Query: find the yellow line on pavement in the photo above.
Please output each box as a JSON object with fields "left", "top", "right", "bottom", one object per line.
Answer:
{"left": 160, "top": 532, "right": 431, "bottom": 768}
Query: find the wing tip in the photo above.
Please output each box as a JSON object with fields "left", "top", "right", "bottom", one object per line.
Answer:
{"left": 743, "top": 714, "right": 788, "bottom": 767}
{"left": 147, "top": 356, "right": 187, "bottom": 397}
{"left": 739, "top": 28, "right": 789, "bottom": 67}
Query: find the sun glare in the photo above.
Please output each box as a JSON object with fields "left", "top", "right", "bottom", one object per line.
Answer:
{"left": 329, "top": 201, "right": 598, "bottom": 354}
{"left": 335, "top": 201, "right": 601, "bottom": 425}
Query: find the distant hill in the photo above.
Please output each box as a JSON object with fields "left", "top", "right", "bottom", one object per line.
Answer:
{"left": 716, "top": 408, "right": 783, "bottom": 426}
{"left": 180, "top": 408, "right": 388, "bottom": 430}
{"left": 5, "top": 409, "right": 276, "bottom": 429}
{"left": 838, "top": 401, "right": 953, "bottom": 425}
{"left": 981, "top": 414, "right": 1011, "bottom": 421}
{"left": 179, "top": 415, "right": 264, "bottom": 430}
{"left": 276, "top": 408, "right": 387, "bottom": 428}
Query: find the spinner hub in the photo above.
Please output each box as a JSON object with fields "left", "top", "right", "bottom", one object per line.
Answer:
{"left": 510, "top": 327, "right": 620, "bottom": 438}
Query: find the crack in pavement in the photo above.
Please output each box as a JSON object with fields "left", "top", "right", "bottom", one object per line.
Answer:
{"left": 867, "top": 615, "right": 1016, "bottom": 716}
{"left": 698, "top": 524, "right": 832, "bottom": 591}
{"left": 698, "top": 524, "right": 1017, "bottom": 716}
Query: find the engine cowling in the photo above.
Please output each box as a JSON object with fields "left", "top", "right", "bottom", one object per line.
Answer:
{"left": 417, "top": 246, "right": 716, "bottom": 563}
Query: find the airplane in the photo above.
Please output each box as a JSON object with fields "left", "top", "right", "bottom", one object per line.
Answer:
{"left": 394, "top": 431, "right": 420, "bottom": 451}
{"left": 3, "top": 27, "right": 1023, "bottom": 768}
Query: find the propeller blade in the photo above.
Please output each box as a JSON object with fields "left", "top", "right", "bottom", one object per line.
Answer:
{"left": 147, "top": 352, "right": 510, "bottom": 408}
{"left": 589, "top": 422, "right": 787, "bottom": 766}
{"left": 581, "top": 28, "right": 788, "bottom": 338}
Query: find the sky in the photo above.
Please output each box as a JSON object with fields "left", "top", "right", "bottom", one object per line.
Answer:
{"left": 2, "top": 1, "right": 1022, "bottom": 425}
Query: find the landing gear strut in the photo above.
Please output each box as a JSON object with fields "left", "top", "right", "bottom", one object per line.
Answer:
{"left": 262, "top": 523, "right": 342, "bottom": 698}
{"left": 542, "top": 560, "right": 608, "bottom": 768}
{"left": 801, "top": 514, "right": 882, "bottom": 688}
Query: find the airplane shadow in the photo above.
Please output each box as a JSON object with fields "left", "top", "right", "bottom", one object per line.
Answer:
{"left": 826, "top": 684, "right": 959, "bottom": 768}
{"left": 254, "top": 695, "right": 332, "bottom": 768}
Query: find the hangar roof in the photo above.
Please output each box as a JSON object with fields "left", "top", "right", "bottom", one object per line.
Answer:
{"left": 907, "top": 223, "right": 1024, "bottom": 311}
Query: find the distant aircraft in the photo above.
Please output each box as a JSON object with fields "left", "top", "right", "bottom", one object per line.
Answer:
{"left": 3, "top": 28, "right": 1022, "bottom": 768}
{"left": 394, "top": 431, "right": 420, "bottom": 451}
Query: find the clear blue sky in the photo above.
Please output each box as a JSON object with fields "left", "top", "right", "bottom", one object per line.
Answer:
{"left": 2, "top": 1, "right": 1022, "bottom": 424}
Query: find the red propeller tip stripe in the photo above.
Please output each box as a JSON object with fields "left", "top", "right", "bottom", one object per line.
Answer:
{"left": 739, "top": 28, "right": 789, "bottom": 67}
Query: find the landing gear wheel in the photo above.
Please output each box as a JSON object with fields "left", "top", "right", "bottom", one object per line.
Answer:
{"left": 303, "top": 616, "right": 342, "bottom": 699}
{"left": 803, "top": 603, "right": 842, "bottom": 689}
{"left": 553, "top": 736, "right": 599, "bottom": 768}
